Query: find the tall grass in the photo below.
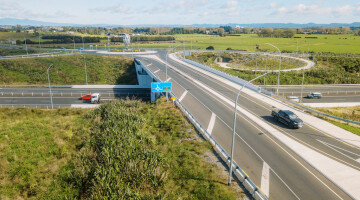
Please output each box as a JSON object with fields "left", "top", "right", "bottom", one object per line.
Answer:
{"left": 42, "top": 99, "right": 240, "bottom": 199}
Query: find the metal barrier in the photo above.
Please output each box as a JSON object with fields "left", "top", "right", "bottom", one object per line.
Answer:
{"left": 179, "top": 55, "right": 360, "bottom": 126}
{"left": 137, "top": 59, "right": 268, "bottom": 200}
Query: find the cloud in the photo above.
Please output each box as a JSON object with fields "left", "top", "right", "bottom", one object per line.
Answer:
{"left": 0, "top": 0, "right": 22, "bottom": 11}
{"left": 272, "top": 3, "right": 356, "bottom": 17}
{"left": 89, "top": 5, "right": 134, "bottom": 14}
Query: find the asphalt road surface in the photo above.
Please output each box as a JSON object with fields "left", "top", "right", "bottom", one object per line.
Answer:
{"left": 133, "top": 51, "right": 360, "bottom": 200}
{"left": 0, "top": 88, "right": 150, "bottom": 107}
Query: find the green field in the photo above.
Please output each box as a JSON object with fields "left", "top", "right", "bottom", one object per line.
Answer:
{"left": 0, "top": 55, "right": 137, "bottom": 85}
{"left": 0, "top": 100, "right": 242, "bottom": 199}
{"left": 3, "top": 32, "right": 360, "bottom": 54}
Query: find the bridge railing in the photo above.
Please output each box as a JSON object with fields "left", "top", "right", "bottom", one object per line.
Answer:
{"left": 136, "top": 59, "right": 268, "bottom": 200}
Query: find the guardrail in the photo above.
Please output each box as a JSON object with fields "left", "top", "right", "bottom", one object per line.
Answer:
{"left": 137, "top": 59, "right": 268, "bottom": 200}
{"left": 179, "top": 55, "right": 360, "bottom": 126}
{"left": 189, "top": 49, "right": 310, "bottom": 58}
{"left": 0, "top": 52, "right": 81, "bottom": 59}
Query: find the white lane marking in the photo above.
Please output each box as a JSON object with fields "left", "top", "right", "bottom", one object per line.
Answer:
{"left": 143, "top": 56, "right": 300, "bottom": 199}
{"left": 318, "top": 140, "right": 360, "bottom": 163}
{"left": 154, "top": 69, "right": 160, "bottom": 73}
{"left": 148, "top": 56, "right": 345, "bottom": 199}
{"left": 319, "top": 140, "right": 360, "bottom": 157}
{"left": 166, "top": 77, "right": 171, "bottom": 82}
{"left": 179, "top": 90, "right": 188, "bottom": 102}
{"left": 146, "top": 64, "right": 152, "bottom": 67}
{"left": 207, "top": 112, "right": 216, "bottom": 135}
{"left": 356, "top": 158, "right": 360, "bottom": 163}
{"left": 261, "top": 162, "right": 270, "bottom": 197}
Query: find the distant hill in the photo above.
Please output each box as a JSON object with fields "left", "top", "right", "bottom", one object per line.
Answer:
{"left": 1, "top": 18, "right": 359, "bottom": 28}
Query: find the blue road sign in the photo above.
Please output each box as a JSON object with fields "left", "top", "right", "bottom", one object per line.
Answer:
{"left": 89, "top": 45, "right": 93, "bottom": 47}
{"left": 151, "top": 82, "right": 172, "bottom": 92}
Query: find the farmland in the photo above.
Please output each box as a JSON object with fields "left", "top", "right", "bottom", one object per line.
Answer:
{"left": 2, "top": 32, "right": 360, "bottom": 54}
{"left": 0, "top": 55, "right": 137, "bottom": 85}
{"left": 0, "top": 100, "right": 242, "bottom": 199}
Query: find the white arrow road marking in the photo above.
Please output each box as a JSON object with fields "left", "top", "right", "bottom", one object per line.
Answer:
{"left": 166, "top": 77, "right": 171, "bottom": 82}
{"left": 261, "top": 162, "right": 270, "bottom": 197}
{"left": 207, "top": 112, "right": 216, "bottom": 135}
{"left": 179, "top": 90, "right": 188, "bottom": 102}
{"left": 154, "top": 69, "right": 160, "bottom": 73}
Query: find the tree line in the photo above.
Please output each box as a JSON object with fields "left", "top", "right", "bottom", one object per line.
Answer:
{"left": 111, "top": 36, "right": 175, "bottom": 42}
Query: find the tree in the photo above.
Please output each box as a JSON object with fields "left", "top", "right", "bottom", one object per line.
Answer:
{"left": 217, "top": 28, "right": 225, "bottom": 37}
{"left": 244, "top": 28, "right": 252, "bottom": 34}
{"left": 206, "top": 46, "right": 214, "bottom": 50}
{"left": 341, "top": 27, "right": 351, "bottom": 34}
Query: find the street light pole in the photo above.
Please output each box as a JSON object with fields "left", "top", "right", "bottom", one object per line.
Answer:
{"left": 264, "top": 43, "right": 281, "bottom": 95}
{"left": 47, "top": 64, "right": 54, "bottom": 109}
{"left": 165, "top": 43, "right": 184, "bottom": 102}
{"left": 73, "top": 36, "right": 76, "bottom": 50}
{"left": 228, "top": 70, "right": 273, "bottom": 185}
{"left": 84, "top": 56, "right": 88, "bottom": 85}
{"left": 82, "top": 36, "right": 84, "bottom": 49}
{"left": 300, "top": 69, "right": 305, "bottom": 103}
{"left": 38, "top": 35, "right": 41, "bottom": 51}
{"left": 24, "top": 37, "right": 28, "bottom": 56}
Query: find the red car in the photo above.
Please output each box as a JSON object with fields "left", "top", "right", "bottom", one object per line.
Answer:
{"left": 79, "top": 94, "right": 92, "bottom": 100}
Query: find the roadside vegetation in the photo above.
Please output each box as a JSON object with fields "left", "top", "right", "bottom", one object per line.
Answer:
{"left": 314, "top": 106, "right": 360, "bottom": 136}
{"left": 0, "top": 100, "right": 242, "bottom": 199}
{"left": 188, "top": 52, "right": 305, "bottom": 70}
{"left": 0, "top": 48, "right": 42, "bottom": 56}
{"left": 186, "top": 52, "right": 360, "bottom": 85}
{"left": 0, "top": 54, "right": 137, "bottom": 85}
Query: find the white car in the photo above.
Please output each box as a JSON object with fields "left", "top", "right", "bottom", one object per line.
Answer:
{"left": 287, "top": 96, "right": 299, "bottom": 103}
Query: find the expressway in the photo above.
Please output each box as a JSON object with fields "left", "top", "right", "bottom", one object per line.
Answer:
{"left": 262, "top": 85, "right": 360, "bottom": 103}
{"left": 0, "top": 88, "right": 150, "bottom": 107}
{"left": 1, "top": 50, "right": 360, "bottom": 199}
{"left": 133, "top": 51, "right": 360, "bottom": 200}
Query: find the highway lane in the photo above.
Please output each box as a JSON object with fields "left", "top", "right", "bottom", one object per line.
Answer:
{"left": 263, "top": 85, "right": 360, "bottom": 103}
{"left": 154, "top": 52, "right": 360, "bottom": 166}
{"left": 136, "top": 52, "right": 359, "bottom": 199}
{"left": 0, "top": 88, "right": 151, "bottom": 106}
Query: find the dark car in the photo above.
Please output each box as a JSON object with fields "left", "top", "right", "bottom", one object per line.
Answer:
{"left": 271, "top": 109, "right": 304, "bottom": 129}
{"left": 306, "top": 92, "right": 322, "bottom": 99}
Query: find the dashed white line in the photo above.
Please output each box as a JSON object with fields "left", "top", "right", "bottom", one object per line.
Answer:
{"left": 356, "top": 158, "right": 360, "bottom": 163}
{"left": 261, "top": 162, "right": 270, "bottom": 197}
{"left": 207, "top": 112, "right": 216, "bottom": 135}
{"left": 179, "top": 90, "right": 188, "bottom": 102}
{"left": 146, "top": 64, "right": 152, "bottom": 67}
{"left": 166, "top": 77, "right": 172, "bottom": 82}
{"left": 154, "top": 69, "right": 160, "bottom": 73}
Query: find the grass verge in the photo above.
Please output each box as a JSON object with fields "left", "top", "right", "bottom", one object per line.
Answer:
{"left": 0, "top": 54, "right": 137, "bottom": 85}
{"left": 1, "top": 99, "right": 242, "bottom": 199}
{"left": 313, "top": 106, "right": 360, "bottom": 136}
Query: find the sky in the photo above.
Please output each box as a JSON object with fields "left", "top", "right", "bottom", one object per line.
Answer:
{"left": 0, "top": 0, "right": 360, "bottom": 25}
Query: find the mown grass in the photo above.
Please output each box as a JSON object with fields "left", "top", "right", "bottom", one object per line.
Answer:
{"left": 0, "top": 107, "right": 92, "bottom": 199}
{"left": 188, "top": 52, "right": 305, "bottom": 70}
{"left": 7, "top": 32, "right": 360, "bottom": 54}
{"left": 0, "top": 54, "right": 137, "bottom": 85}
{"left": 0, "top": 100, "right": 242, "bottom": 199}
